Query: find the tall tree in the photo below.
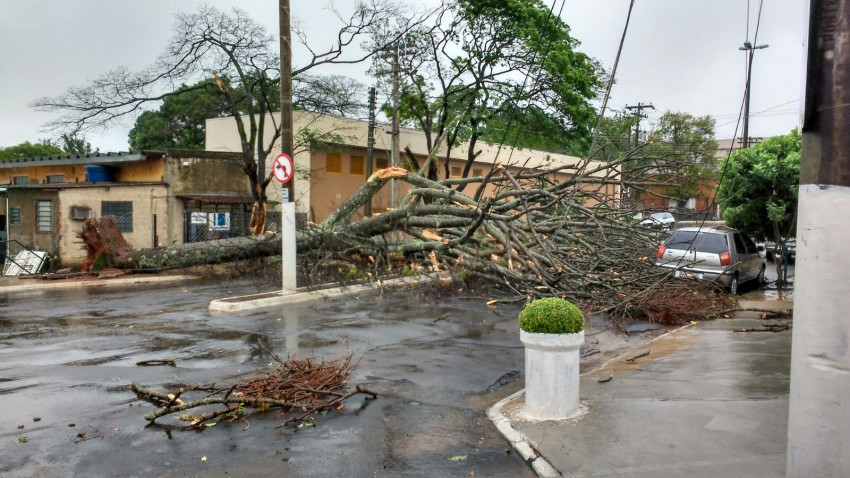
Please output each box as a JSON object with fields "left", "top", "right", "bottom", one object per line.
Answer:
{"left": 33, "top": 3, "right": 429, "bottom": 234}
{"left": 128, "top": 80, "right": 233, "bottom": 151}
{"left": 369, "top": 0, "right": 603, "bottom": 186}
{"left": 635, "top": 111, "right": 719, "bottom": 210}
{"left": 717, "top": 130, "right": 800, "bottom": 284}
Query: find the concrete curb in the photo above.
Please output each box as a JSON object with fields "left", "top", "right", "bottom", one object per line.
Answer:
{"left": 0, "top": 274, "right": 198, "bottom": 294}
{"left": 487, "top": 390, "right": 561, "bottom": 477}
{"left": 487, "top": 324, "right": 694, "bottom": 477}
{"left": 208, "top": 274, "right": 436, "bottom": 312}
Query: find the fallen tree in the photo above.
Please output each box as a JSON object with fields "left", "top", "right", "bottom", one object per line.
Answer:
{"left": 120, "top": 154, "right": 734, "bottom": 323}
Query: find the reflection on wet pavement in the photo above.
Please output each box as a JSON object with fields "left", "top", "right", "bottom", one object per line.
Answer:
{"left": 0, "top": 280, "right": 533, "bottom": 477}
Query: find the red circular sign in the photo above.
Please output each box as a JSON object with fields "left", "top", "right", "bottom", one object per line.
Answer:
{"left": 273, "top": 153, "right": 294, "bottom": 184}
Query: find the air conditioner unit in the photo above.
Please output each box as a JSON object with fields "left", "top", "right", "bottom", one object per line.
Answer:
{"left": 70, "top": 206, "right": 92, "bottom": 220}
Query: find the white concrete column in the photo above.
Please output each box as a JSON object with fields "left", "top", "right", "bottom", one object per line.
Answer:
{"left": 521, "top": 330, "right": 584, "bottom": 420}
{"left": 281, "top": 201, "right": 297, "bottom": 291}
{"left": 787, "top": 184, "right": 850, "bottom": 476}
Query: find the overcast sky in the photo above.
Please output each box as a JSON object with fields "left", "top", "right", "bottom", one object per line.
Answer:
{"left": 0, "top": 0, "right": 805, "bottom": 152}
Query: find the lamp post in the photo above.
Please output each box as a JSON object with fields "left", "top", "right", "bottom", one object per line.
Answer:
{"left": 739, "top": 41, "right": 768, "bottom": 148}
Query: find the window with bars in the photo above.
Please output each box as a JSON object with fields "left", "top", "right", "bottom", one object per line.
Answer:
{"left": 10, "top": 207, "right": 21, "bottom": 225}
{"left": 36, "top": 200, "right": 52, "bottom": 233}
{"left": 102, "top": 201, "right": 133, "bottom": 232}
{"left": 349, "top": 155, "right": 365, "bottom": 175}
{"left": 326, "top": 153, "right": 342, "bottom": 173}
{"left": 46, "top": 174, "right": 66, "bottom": 183}
{"left": 13, "top": 176, "right": 29, "bottom": 185}
{"left": 472, "top": 168, "right": 483, "bottom": 177}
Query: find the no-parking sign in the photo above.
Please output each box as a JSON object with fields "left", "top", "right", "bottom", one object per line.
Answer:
{"left": 273, "top": 153, "right": 294, "bottom": 184}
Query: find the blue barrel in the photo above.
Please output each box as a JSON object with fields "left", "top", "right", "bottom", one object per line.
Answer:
{"left": 85, "top": 165, "right": 115, "bottom": 182}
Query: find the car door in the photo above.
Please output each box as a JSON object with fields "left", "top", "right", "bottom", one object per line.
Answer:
{"left": 732, "top": 233, "right": 753, "bottom": 281}
{"left": 742, "top": 235, "right": 762, "bottom": 280}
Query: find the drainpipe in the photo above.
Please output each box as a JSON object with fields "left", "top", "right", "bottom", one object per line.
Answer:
{"left": 786, "top": 1, "right": 850, "bottom": 476}
{"left": 163, "top": 154, "right": 175, "bottom": 245}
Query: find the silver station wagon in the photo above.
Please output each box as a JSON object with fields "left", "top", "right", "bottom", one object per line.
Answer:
{"left": 655, "top": 226, "right": 765, "bottom": 293}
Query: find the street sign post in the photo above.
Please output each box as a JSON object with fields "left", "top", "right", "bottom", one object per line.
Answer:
{"left": 273, "top": 153, "right": 294, "bottom": 186}
{"left": 273, "top": 152, "right": 296, "bottom": 291}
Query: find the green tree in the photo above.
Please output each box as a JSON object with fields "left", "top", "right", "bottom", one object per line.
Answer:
{"left": 369, "top": 0, "right": 602, "bottom": 185}
{"left": 0, "top": 141, "right": 66, "bottom": 160}
{"left": 34, "top": 3, "right": 424, "bottom": 234}
{"left": 128, "top": 80, "right": 232, "bottom": 151}
{"left": 637, "top": 112, "right": 718, "bottom": 211}
{"left": 717, "top": 130, "right": 800, "bottom": 284}
{"left": 59, "top": 133, "right": 96, "bottom": 155}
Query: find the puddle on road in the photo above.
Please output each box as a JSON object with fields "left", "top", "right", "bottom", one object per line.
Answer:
{"left": 591, "top": 327, "right": 698, "bottom": 375}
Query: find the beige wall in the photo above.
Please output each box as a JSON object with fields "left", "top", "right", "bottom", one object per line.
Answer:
{"left": 56, "top": 185, "right": 170, "bottom": 265}
{"left": 5, "top": 189, "right": 61, "bottom": 258}
{"left": 206, "top": 112, "right": 617, "bottom": 222}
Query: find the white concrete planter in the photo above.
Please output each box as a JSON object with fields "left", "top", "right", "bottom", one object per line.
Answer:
{"left": 520, "top": 329, "right": 584, "bottom": 420}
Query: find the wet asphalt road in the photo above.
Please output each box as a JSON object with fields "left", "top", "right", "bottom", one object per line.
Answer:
{"left": 0, "top": 279, "right": 535, "bottom": 477}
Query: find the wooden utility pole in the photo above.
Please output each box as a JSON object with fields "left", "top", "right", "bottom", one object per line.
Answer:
{"left": 279, "top": 0, "right": 294, "bottom": 200}
{"left": 739, "top": 41, "right": 769, "bottom": 149}
{"left": 278, "top": 0, "right": 296, "bottom": 291}
{"left": 621, "top": 102, "right": 653, "bottom": 203}
{"left": 786, "top": 1, "right": 850, "bottom": 476}
{"left": 365, "top": 86, "right": 377, "bottom": 217}
{"left": 625, "top": 102, "right": 654, "bottom": 148}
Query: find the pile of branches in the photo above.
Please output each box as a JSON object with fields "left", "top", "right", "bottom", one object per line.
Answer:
{"left": 130, "top": 349, "right": 375, "bottom": 428}
{"left": 122, "top": 151, "right": 733, "bottom": 322}
{"left": 296, "top": 158, "right": 725, "bottom": 321}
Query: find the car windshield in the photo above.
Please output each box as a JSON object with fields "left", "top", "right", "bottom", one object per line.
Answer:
{"left": 665, "top": 230, "right": 728, "bottom": 253}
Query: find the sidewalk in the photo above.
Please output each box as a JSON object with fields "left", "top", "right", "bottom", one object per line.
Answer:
{"left": 490, "top": 298, "right": 793, "bottom": 478}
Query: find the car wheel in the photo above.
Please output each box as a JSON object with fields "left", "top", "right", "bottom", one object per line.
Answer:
{"left": 729, "top": 274, "right": 740, "bottom": 295}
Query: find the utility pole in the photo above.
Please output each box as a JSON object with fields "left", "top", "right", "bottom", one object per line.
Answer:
{"left": 625, "top": 102, "right": 654, "bottom": 148}
{"left": 622, "top": 102, "right": 654, "bottom": 203}
{"left": 377, "top": 42, "right": 414, "bottom": 209}
{"left": 390, "top": 44, "right": 400, "bottom": 209}
{"left": 739, "top": 41, "right": 768, "bottom": 149}
{"left": 278, "top": 0, "right": 296, "bottom": 291}
{"left": 364, "top": 87, "right": 377, "bottom": 217}
{"left": 786, "top": 1, "right": 850, "bottom": 476}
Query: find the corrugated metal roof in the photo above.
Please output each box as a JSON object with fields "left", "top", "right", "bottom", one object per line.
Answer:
{"left": 0, "top": 151, "right": 164, "bottom": 169}
{"left": 3, "top": 182, "right": 164, "bottom": 190}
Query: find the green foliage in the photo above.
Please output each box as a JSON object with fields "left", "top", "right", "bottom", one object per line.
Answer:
{"left": 717, "top": 130, "right": 801, "bottom": 241}
{"left": 60, "top": 134, "right": 96, "bottom": 155}
{"left": 518, "top": 297, "right": 584, "bottom": 334}
{"left": 590, "top": 113, "right": 639, "bottom": 162}
{"left": 0, "top": 141, "right": 66, "bottom": 160}
{"left": 129, "top": 80, "right": 232, "bottom": 151}
{"left": 642, "top": 111, "right": 719, "bottom": 202}
{"left": 372, "top": 0, "right": 603, "bottom": 175}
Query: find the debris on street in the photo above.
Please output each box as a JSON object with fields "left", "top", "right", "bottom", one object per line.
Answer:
{"left": 130, "top": 347, "right": 376, "bottom": 429}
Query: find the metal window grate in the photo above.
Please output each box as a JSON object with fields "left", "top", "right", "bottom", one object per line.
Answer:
{"left": 101, "top": 201, "right": 133, "bottom": 232}
{"left": 36, "top": 200, "right": 52, "bottom": 233}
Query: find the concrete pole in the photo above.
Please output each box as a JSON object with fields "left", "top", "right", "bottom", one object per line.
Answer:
{"left": 786, "top": 1, "right": 850, "bottom": 476}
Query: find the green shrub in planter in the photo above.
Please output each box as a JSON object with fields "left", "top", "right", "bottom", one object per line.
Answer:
{"left": 518, "top": 298, "right": 584, "bottom": 334}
